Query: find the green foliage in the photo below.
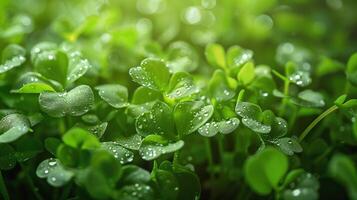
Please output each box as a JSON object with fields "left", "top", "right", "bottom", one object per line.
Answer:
{"left": 0, "top": 0, "right": 357, "bottom": 199}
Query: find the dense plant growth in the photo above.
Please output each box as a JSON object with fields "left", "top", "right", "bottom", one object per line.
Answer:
{"left": 1, "top": 0, "right": 357, "bottom": 199}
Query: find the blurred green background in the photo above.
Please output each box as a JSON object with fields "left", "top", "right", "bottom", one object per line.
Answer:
{"left": 1, "top": 0, "right": 357, "bottom": 74}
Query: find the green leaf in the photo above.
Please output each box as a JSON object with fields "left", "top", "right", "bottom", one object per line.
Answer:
{"left": 120, "top": 165, "right": 151, "bottom": 184}
{"left": 39, "top": 85, "right": 94, "bottom": 117}
{"left": 282, "top": 173, "right": 319, "bottom": 200}
{"left": 129, "top": 58, "right": 170, "bottom": 91}
{"left": 275, "top": 137, "right": 303, "bottom": 156}
{"left": 208, "top": 70, "right": 236, "bottom": 101}
{"left": 236, "top": 102, "right": 271, "bottom": 134}
{"left": 79, "top": 151, "right": 122, "bottom": 199}
{"left": 166, "top": 72, "right": 198, "bottom": 99}
{"left": 0, "top": 114, "right": 30, "bottom": 143}
{"left": 174, "top": 101, "right": 214, "bottom": 136}
{"left": 12, "top": 82, "right": 55, "bottom": 93}
{"left": 31, "top": 42, "right": 57, "bottom": 63}
{"left": 158, "top": 161, "right": 201, "bottom": 200}
{"left": 0, "top": 44, "right": 26, "bottom": 74}
{"left": 241, "top": 118, "right": 271, "bottom": 134}
{"left": 62, "top": 128, "right": 100, "bottom": 149}
{"left": 235, "top": 102, "right": 262, "bottom": 119}
{"left": 291, "top": 90, "right": 325, "bottom": 108}
{"left": 65, "top": 51, "right": 90, "bottom": 84}
{"left": 226, "top": 45, "right": 253, "bottom": 69}
{"left": 167, "top": 41, "right": 198, "bottom": 73}
{"left": 198, "top": 118, "right": 240, "bottom": 137}
{"left": 95, "top": 84, "right": 129, "bottom": 108}
{"left": 346, "top": 52, "right": 357, "bottom": 86}
{"left": 36, "top": 158, "right": 74, "bottom": 187}
{"left": 131, "top": 86, "right": 162, "bottom": 104}
{"left": 154, "top": 169, "right": 179, "bottom": 199}
{"left": 139, "top": 135, "right": 184, "bottom": 160}
{"left": 101, "top": 142, "right": 134, "bottom": 164}
{"left": 334, "top": 94, "right": 347, "bottom": 106}
{"left": 44, "top": 137, "right": 61, "bottom": 156}
{"left": 13, "top": 72, "right": 62, "bottom": 92}
{"left": 13, "top": 135, "right": 43, "bottom": 162}
{"left": 116, "top": 183, "right": 155, "bottom": 200}
{"left": 286, "top": 62, "right": 311, "bottom": 87}
{"left": 115, "top": 134, "right": 142, "bottom": 151}
{"left": 244, "top": 147, "right": 288, "bottom": 195}
{"left": 135, "top": 101, "right": 175, "bottom": 137}
{"left": 238, "top": 62, "right": 255, "bottom": 85}
{"left": 328, "top": 154, "right": 357, "bottom": 200}
{"left": 205, "top": 43, "right": 226, "bottom": 69}
{"left": 34, "top": 50, "right": 68, "bottom": 85}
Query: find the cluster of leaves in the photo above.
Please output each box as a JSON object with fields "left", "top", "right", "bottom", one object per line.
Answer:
{"left": 1, "top": 0, "right": 357, "bottom": 200}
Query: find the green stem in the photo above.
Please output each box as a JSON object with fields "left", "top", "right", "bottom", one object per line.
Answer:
{"left": 173, "top": 151, "right": 181, "bottom": 167}
{"left": 279, "top": 79, "right": 290, "bottom": 116}
{"left": 20, "top": 163, "right": 43, "bottom": 200}
{"left": 299, "top": 105, "right": 338, "bottom": 142}
{"left": 272, "top": 70, "right": 288, "bottom": 82}
{"left": 217, "top": 135, "right": 225, "bottom": 163}
{"left": 314, "top": 146, "right": 334, "bottom": 165}
{"left": 205, "top": 138, "right": 214, "bottom": 179}
{"left": 344, "top": 81, "right": 351, "bottom": 95}
{"left": 0, "top": 171, "right": 9, "bottom": 200}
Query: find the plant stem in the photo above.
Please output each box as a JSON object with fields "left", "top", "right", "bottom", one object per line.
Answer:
{"left": 299, "top": 105, "right": 338, "bottom": 142}
{"left": 217, "top": 135, "right": 225, "bottom": 163}
{"left": 205, "top": 138, "right": 214, "bottom": 179}
{"left": 0, "top": 171, "right": 9, "bottom": 200}
{"left": 173, "top": 151, "right": 181, "bottom": 167}
{"left": 20, "top": 163, "right": 43, "bottom": 200}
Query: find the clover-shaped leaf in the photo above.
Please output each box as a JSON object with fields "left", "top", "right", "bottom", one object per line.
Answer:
{"left": 198, "top": 118, "right": 240, "bottom": 137}
{"left": 101, "top": 142, "right": 134, "bottom": 164}
{"left": 167, "top": 41, "right": 198, "bottom": 73}
{"left": 96, "top": 84, "right": 129, "bottom": 108}
{"left": 136, "top": 101, "right": 174, "bottom": 137}
{"left": 238, "top": 62, "right": 255, "bottom": 85}
{"left": 39, "top": 85, "right": 94, "bottom": 117}
{"left": 156, "top": 161, "right": 201, "bottom": 200}
{"left": 34, "top": 49, "right": 68, "bottom": 85}
{"left": 36, "top": 158, "right": 74, "bottom": 187}
{"left": 291, "top": 90, "right": 325, "bottom": 108}
{"left": 236, "top": 102, "right": 271, "bottom": 133}
{"left": 282, "top": 173, "right": 319, "bottom": 200}
{"left": 0, "top": 44, "right": 26, "bottom": 74}
{"left": 139, "top": 135, "right": 184, "bottom": 160}
{"left": 65, "top": 51, "right": 90, "bottom": 84}
{"left": 328, "top": 154, "right": 357, "bottom": 200}
{"left": 286, "top": 62, "right": 311, "bottom": 87}
{"left": 205, "top": 43, "right": 226, "bottom": 69}
{"left": 129, "top": 58, "right": 170, "bottom": 91}
{"left": 244, "top": 147, "right": 288, "bottom": 195}
{"left": 235, "top": 102, "right": 262, "bottom": 119}
{"left": 62, "top": 128, "right": 100, "bottom": 150}
{"left": 166, "top": 72, "right": 198, "bottom": 99}
{"left": 115, "top": 134, "right": 142, "bottom": 151}
{"left": 174, "top": 101, "right": 214, "bottom": 136}
{"left": 131, "top": 86, "right": 162, "bottom": 104}
{"left": 208, "top": 70, "right": 235, "bottom": 101}
{"left": 275, "top": 137, "right": 303, "bottom": 156}
{"left": 13, "top": 72, "right": 62, "bottom": 93}
{"left": 226, "top": 45, "right": 253, "bottom": 69}
{"left": 0, "top": 114, "right": 31, "bottom": 143}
